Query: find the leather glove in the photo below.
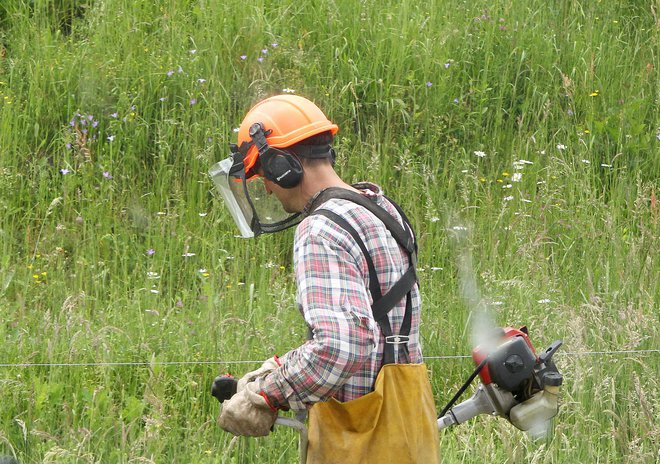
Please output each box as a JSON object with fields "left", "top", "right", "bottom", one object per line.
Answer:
{"left": 236, "top": 356, "right": 281, "bottom": 392}
{"left": 217, "top": 380, "right": 278, "bottom": 437}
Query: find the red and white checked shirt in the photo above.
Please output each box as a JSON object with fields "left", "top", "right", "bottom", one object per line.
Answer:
{"left": 261, "top": 183, "right": 422, "bottom": 411}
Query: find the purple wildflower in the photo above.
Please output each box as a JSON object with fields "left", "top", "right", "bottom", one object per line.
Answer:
{"left": 453, "top": 98, "right": 459, "bottom": 104}
{"left": 146, "top": 248, "right": 155, "bottom": 256}
{"left": 87, "top": 115, "right": 93, "bottom": 121}
{"left": 92, "top": 120, "right": 99, "bottom": 128}
{"left": 167, "top": 70, "right": 175, "bottom": 77}
{"left": 65, "top": 143, "right": 72, "bottom": 149}
{"left": 60, "top": 168, "right": 70, "bottom": 175}
{"left": 190, "top": 98, "right": 197, "bottom": 105}
{"left": 271, "top": 43, "right": 279, "bottom": 48}
{"left": 426, "top": 81, "right": 433, "bottom": 88}
{"left": 240, "top": 55, "right": 247, "bottom": 60}
{"left": 257, "top": 57, "right": 264, "bottom": 63}
{"left": 102, "top": 171, "right": 113, "bottom": 179}
{"left": 261, "top": 48, "right": 268, "bottom": 55}
{"left": 110, "top": 112, "right": 118, "bottom": 118}
{"left": 444, "top": 63, "right": 451, "bottom": 69}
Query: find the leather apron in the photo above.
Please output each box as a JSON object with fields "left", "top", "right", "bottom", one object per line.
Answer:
{"left": 306, "top": 363, "right": 439, "bottom": 464}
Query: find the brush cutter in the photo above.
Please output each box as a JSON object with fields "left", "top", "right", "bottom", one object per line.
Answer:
{"left": 211, "top": 326, "right": 562, "bottom": 461}
{"left": 437, "top": 326, "right": 563, "bottom": 436}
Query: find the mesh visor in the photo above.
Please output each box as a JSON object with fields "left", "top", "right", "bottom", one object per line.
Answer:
{"left": 209, "top": 157, "right": 300, "bottom": 238}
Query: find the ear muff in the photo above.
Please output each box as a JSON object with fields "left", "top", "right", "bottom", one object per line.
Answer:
{"left": 248, "top": 122, "right": 303, "bottom": 189}
{"left": 261, "top": 150, "right": 303, "bottom": 189}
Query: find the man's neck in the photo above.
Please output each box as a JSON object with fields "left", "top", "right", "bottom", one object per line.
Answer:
{"left": 298, "top": 168, "right": 359, "bottom": 212}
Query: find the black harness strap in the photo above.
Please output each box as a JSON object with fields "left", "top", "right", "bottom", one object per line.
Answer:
{"left": 308, "top": 188, "right": 417, "bottom": 366}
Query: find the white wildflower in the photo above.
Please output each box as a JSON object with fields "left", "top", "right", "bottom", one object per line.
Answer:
{"left": 581, "top": 159, "right": 591, "bottom": 164}
{"left": 556, "top": 144, "right": 566, "bottom": 151}
{"left": 474, "top": 150, "right": 487, "bottom": 158}
{"left": 538, "top": 298, "right": 551, "bottom": 304}
{"left": 512, "top": 172, "right": 523, "bottom": 182}
{"left": 503, "top": 196, "right": 514, "bottom": 201}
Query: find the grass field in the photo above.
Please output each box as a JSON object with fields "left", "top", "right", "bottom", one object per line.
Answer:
{"left": 0, "top": 0, "right": 658, "bottom": 462}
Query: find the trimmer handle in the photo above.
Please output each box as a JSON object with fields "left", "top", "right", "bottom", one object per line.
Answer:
{"left": 211, "top": 375, "right": 238, "bottom": 403}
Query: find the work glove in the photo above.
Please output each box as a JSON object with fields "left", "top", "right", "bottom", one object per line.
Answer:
{"left": 236, "top": 356, "right": 281, "bottom": 392}
{"left": 217, "top": 380, "right": 278, "bottom": 437}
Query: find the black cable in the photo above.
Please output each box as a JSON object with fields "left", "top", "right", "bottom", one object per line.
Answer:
{"left": 438, "top": 358, "right": 488, "bottom": 419}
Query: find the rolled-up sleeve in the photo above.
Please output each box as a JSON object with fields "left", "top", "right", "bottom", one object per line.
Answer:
{"left": 261, "top": 218, "right": 377, "bottom": 411}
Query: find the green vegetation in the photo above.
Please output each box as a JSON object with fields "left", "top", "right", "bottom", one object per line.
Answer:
{"left": 0, "top": 0, "right": 657, "bottom": 462}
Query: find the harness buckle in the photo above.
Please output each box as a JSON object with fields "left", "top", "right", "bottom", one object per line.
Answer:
{"left": 385, "top": 335, "right": 410, "bottom": 345}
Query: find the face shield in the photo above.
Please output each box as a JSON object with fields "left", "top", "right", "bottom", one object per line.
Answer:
{"left": 208, "top": 153, "right": 301, "bottom": 238}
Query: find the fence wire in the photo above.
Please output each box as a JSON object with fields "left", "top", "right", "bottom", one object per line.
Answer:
{"left": 0, "top": 349, "right": 657, "bottom": 368}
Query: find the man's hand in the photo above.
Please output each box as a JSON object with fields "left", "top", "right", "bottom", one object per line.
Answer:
{"left": 236, "top": 356, "right": 281, "bottom": 392}
{"left": 217, "top": 380, "right": 278, "bottom": 437}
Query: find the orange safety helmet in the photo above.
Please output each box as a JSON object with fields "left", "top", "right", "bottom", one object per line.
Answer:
{"left": 235, "top": 95, "right": 338, "bottom": 178}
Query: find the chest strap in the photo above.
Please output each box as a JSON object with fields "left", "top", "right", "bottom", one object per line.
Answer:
{"left": 308, "top": 188, "right": 417, "bottom": 366}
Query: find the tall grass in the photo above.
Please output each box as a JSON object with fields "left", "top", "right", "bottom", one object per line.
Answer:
{"left": 0, "top": 0, "right": 658, "bottom": 462}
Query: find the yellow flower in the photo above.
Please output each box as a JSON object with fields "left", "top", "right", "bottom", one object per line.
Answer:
{"left": 497, "top": 179, "right": 504, "bottom": 183}
{"left": 32, "top": 274, "right": 40, "bottom": 279}
{"left": 479, "top": 177, "right": 486, "bottom": 182}
{"left": 584, "top": 129, "right": 590, "bottom": 134}
{"left": 589, "top": 90, "right": 599, "bottom": 97}
{"left": 502, "top": 172, "right": 510, "bottom": 177}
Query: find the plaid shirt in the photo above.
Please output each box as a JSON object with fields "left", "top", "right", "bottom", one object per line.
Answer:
{"left": 261, "top": 183, "right": 422, "bottom": 411}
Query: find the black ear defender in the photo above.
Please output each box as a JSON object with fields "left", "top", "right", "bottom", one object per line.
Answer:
{"left": 249, "top": 123, "right": 303, "bottom": 189}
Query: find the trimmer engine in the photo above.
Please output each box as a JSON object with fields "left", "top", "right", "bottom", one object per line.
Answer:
{"left": 438, "top": 326, "right": 563, "bottom": 434}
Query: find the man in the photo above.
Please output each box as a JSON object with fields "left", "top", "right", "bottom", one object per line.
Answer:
{"left": 210, "top": 95, "right": 438, "bottom": 463}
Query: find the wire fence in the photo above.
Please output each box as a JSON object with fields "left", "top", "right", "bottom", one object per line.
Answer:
{"left": 0, "top": 349, "right": 657, "bottom": 368}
